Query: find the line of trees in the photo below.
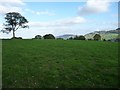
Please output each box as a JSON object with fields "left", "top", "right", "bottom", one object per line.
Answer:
{"left": 1, "top": 12, "right": 119, "bottom": 42}
{"left": 68, "top": 35, "right": 86, "bottom": 40}
{"left": 34, "top": 34, "right": 55, "bottom": 39}
{"left": 33, "top": 34, "right": 102, "bottom": 41}
{"left": 68, "top": 34, "right": 101, "bottom": 41}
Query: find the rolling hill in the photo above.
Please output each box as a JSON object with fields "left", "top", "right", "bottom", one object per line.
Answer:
{"left": 56, "top": 28, "right": 119, "bottom": 40}
{"left": 85, "top": 28, "right": 119, "bottom": 40}
{"left": 56, "top": 34, "right": 76, "bottom": 40}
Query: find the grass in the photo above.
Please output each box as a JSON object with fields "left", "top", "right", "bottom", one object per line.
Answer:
{"left": 2, "top": 39, "right": 118, "bottom": 88}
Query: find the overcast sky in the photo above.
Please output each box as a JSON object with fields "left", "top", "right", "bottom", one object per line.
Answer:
{"left": 0, "top": 0, "right": 118, "bottom": 38}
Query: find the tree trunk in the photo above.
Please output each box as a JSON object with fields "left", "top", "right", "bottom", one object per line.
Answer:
{"left": 13, "top": 30, "right": 15, "bottom": 38}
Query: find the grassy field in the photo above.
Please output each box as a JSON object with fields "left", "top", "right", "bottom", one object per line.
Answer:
{"left": 2, "top": 39, "right": 118, "bottom": 88}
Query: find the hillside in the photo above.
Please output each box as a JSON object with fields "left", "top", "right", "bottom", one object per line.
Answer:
{"left": 56, "top": 34, "right": 75, "bottom": 40}
{"left": 85, "top": 28, "right": 119, "bottom": 40}
{"left": 56, "top": 28, "right": 119, "bottom": 40}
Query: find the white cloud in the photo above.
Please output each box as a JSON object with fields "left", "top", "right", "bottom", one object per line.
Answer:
{"left": 28, "top": 16, "right": 86, "bottom": 27}
{"left": 78, "top": 0, "right": 111, "bottom": 16}
{"left": 0, "top": 0, "right": 25, "bottom": 6}
{"left": 0, "top": 5, "right": 22, "bottom": 15}
{"left": 59, "top": 16, "right": 86, "bottom": 25}
{"left": 25, "top": 9, "right": 56, "bottom": 16}
{"left": 0, "top": 0, "right": 25, "bottom": 15}
{"left": 36, "top": 11, "right": 55, "bottom": 16}
{"left": 0, "top": 24, "right": 3, "bottom": 28}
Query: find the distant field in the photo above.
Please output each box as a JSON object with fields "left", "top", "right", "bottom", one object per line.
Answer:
{"left": 2, "top": 39, "right": 118, "bottom": 88}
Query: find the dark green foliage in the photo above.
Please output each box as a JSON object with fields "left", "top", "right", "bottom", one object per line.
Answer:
{"left": 74, "top": 35, "right": 86, "bottom": 40}
{"left": 2, "top": 40, "right": 118, "bottom": 88}
{"left": 79, "top": 35, "right": 86, "bottom": 40}
{"left": 68, "top": 37, "right": 73, "bottom": 40}
{"left": 35, "top": 35, "right": 42, "bottom": 39}
{"left": 115, "top": 38, "right": 120, "bottom": 42}
{"left": 56, "top": 38, "right": 63, "bottom": 40}
{"left": 1, "top": 12, "right": 29, "bottom": 38}
{"left": 87, "top": 39, "right": 93, "bottom": 41}
{"left": 93, "top": 34, "right": 101, "bottom": 41}
{"left": 107, "top": 39, "right": 111, "bottom": 42}
{"left": 43, "top": 34, "right": 55, "bottom": 39}
{"left": 103, "top": 39, "right": 106, "bottom": 41}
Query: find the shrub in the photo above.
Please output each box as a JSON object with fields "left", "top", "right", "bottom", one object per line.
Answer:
{"left": 11, "top": 37, "right": 22, "bottom": 39}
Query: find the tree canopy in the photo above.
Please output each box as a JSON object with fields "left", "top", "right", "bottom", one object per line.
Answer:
{"left": 35, "top": 35, "right": 42, "bottom": 39}
{"left": 78, "top": 35, "right": 86, "bottom": 40}
{"left": 93, "top": 34, "right": 101, "bottom": 41}
{"left": 43, "top": 34, "right": 55, "bottom": 39}
{"left": 1, "top": 12, "right": 29, "bottom": 38}
{"left": 73, "top": 35, "right": 86, "bottom": 40}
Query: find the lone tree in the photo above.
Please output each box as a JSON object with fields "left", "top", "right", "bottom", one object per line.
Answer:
{"left": 93, "top": 34, "right": 101, "bottom": 41}
{"left": 43, "top": 34, "right": 55, "bottom": 39}
{"left": 1, "top": 12, "right": 29, "bottom": 38}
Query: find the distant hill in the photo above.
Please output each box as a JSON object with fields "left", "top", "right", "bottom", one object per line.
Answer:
{"left": 85, "top": 28, "right": 119, "bottom": 40}
{"left": 56, "top": 28, "right": 119, "bottom": 40}
{"left": 56, "top": 34, "right": 76, "bottom": 40}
